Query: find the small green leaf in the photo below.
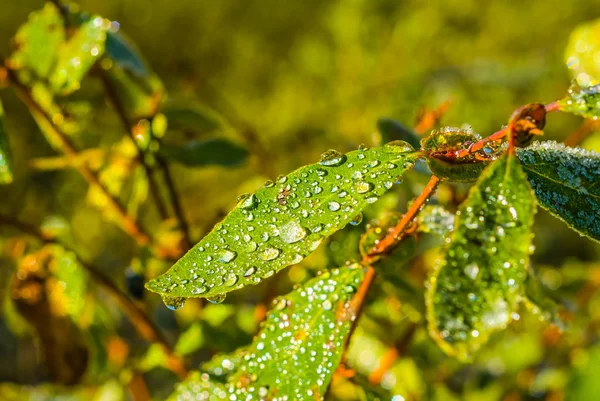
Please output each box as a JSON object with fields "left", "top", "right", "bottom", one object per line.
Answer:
{"left": 426, "top": 154, "right": 536, "bottom": 359}
{"left": 9, "top": 3, "right": 64, "bottom": 79}
{"left": 377, "top": 117, "right": 421, "bottom": 149}
{"left": 158, "top": 138, "right": 249, "bottom": 167}
{"left": 162, "top": 103, "right": 223, "bottom": 134}
{"left": 0, "top": 99, "right": 14, "bottom": 184}
{"left": 557, "top": 83, "right": 600, "bottom": 120}
{"left": 422, "top": 127, "right": 500, "bottom": 182}
{"left": 516, "top": 141, "right": 600, "bottom": 242}
{"left": 105, "top": 31, "right": 148, "bottom": 76}
{"left": 146, "top": 143, "right": 418, "bottom": 299}
{"left": 168, "top": 266, "right": 364, "bottom": 401}
{"left": 49, "top": 16, "right": 107, "bottom": 94}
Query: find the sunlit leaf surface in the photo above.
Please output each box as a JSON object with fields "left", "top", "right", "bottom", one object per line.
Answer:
{"left": 169, "top": 265, "right": 364, "bottom": 401}
{"left": 426, "top": 154, "right": 536, "bottom": 359}
{"left": 9, "top": 3, "right": 64, "bottom": 79}
{"left": 517, "top": 141, "right": 600, "bottom": 242}
{"left": 146, "top": 143, "right": 418, "bottom": 302}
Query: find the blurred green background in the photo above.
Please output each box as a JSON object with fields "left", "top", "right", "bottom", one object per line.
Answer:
{"left": 0, "top": 0, "right": 600, "bottom": 400}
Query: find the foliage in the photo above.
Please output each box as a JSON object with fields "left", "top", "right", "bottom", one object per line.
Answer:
{"left": 0, "top": 2, "right": 599, "bottom": 401}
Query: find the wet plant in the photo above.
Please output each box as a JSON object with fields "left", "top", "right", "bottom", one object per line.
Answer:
{"left": 1, "top": 1, "right": 600, "bottom": 400}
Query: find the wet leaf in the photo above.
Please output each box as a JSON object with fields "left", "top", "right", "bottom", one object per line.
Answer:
{"left": 146, "top": 143, "right": 418, "bottom": 300}
{"left": 49, "top": 16, "right": 107, "bottom": 95}
{"left": 422, "top": 127, "right": 500, "bottom": 182}
{"left": 0, "top": 99, "right": 14, "bottom": 184}
{"left": 168, "top": 266, "right": 364, "bottom": 401}
{"left": 564, "top": 18, "right": 600, "bottom": 86}
{"left": 162, "top": 103, "right": 223, "bottom": 134}
{"left": 558, "top": 83, "right": 600, "bottom": 120}
{"left": 377, "top": 117, "right": 421, "bottom": 149}
{"left": 516, "top": 141, "right": 600, "bottom": 242}
{"left": 9, "top": 3, "right": 64, "bottom": 79}
{"left": 158, "top": 138, "right": 249, "bottom": 167}
{"left": 426, "top": 154, "right": 536, "bottom": 359}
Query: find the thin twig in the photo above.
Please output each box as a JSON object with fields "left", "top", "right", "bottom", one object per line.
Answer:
{"left": 0, "top": 214, "right": 188, "bottom": 379}
{"left": 4, "top": 66, "right": 152, "bottom": 247}
{"left": 564, "top": 120, "right": 600, "bottom": 147}
{"left": 157, "top": 157, "right": 192, "bottom": 249}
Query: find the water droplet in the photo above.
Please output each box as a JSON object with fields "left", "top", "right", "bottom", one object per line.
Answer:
{"left": 323, "top": 300, "right": 333, "bottom": 310}
{"left": 350, "top": 213, "right": 363, "bottom": 225}
{"left": 262, "top": 248, "right": 281, "bottom": 261}
{"left": 161, "top": 295, "right": 186, "bottom": 310}
{"left": 245, "top": 241, "right": 258, "bottom": 252}
{"left": 237, "top": 193, "right": 258, "bottom": 210}
{"left": 224, "top": 273, "right": 239, "bottom": 287}
{"left": 207, "top": 294, "right": 227, "bottom": 304}
{"left": 354, "top": 180, "right": 373, "bottom": 194}
{"left": 277, "top": 175, "right": 288, "bottom": 183}
{"left": 264, "top": 180, "right": 274, "bottom": 188}
{"left": 328, "top": 201, "right": 341, "bottom": 211}
{"left": 384, "top": 140, "right": 414, "bottom": 153}
{"left": 243, "top": 266, "right": 257, "bottom": 277}
{"left": 319, "top": 149, "right": 346, "bottom": 167}
{"left": 464, "top": 263, "right": 479, "bottom": 279}
{"left": 217, "top": 249, "right": 237, "bottom": 263}
{"left": 279, "top": 220, "right": 307, "bottom": 244}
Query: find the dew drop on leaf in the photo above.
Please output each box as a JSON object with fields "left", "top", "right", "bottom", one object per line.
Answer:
{"left": 279, "top": 220, "right": 308, "bottom": 244}
{"left": 207, "top": 294, "right": 227, "bottom": 304}
{"left": 261, "top": 247, "right": 281, "bottom": 261}
{"left": 161, "top": 295, "right": 186, "bottom": 310}
{"left": 328, "top": 201, "right": 341, "bottom": 211}
{"left": 319, "top": 149, "right": 346, "bottom": 167}
{"left": 217, "top": 249, "right": 237, "bottom": 263}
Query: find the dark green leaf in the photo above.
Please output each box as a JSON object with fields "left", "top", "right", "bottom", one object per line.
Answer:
{"left": 9, "top": 3, "right": 64, "bottom": 79}
{"left": 0, "top": 99, "right": 14, "bottom": 184}
{"left": 146, "top": 143, "right": 418, "bottom": 300}
{"left": 158, "top": 138, "right": 249, "bottom": 167}
{"left": 168, "top": 266, "right": 364, "bottom": 401}
{"left": 426, "top": 154, "right": 536, "bottom": 359}
{"left": 516, "top": 141, "right": 600, "bottom": 242}
{"left": 377, "top": 117, "right": 421, "bottom": 149}
{"left": 558, "top": 83, "right": 600, "bottom": 120}
{"left": 162, "top": 103, "right": 223, "bottom": 134}
{"left": 105, "top": 31, "right": 148, "bottom": 76}
{"left": 49, "top": 16, "right": 107, "bottom": 94}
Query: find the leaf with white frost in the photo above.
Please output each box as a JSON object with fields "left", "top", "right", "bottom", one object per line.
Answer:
{"left": 426, "top": 154, "right": 536, "bottom": 359}
{"left": 168, "top": 266, "right": 364, "bottom": 401}
{"left": 517, "top": 141, "right": 600, "bottom": 242}
{"left": 146, "top": 143, "right": 418, "bottom": 301}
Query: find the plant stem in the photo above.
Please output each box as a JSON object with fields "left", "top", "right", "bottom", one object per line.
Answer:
{"left": 96, "top": 70, "right": 170, "bottom": 222}
{"left": 4, "top": 66, "right": 152, "bottom": 248}
{"left": 0, "top": 214, "right": 188, "bottom": 379}
{"left": 157, "top": 157, "right": 192, "bottom": 249}
{"left": 367, "top": 175, "right": 441, "bottom": 259}
{"left": 564, "top": 120, "right": 600, "bottom": 147}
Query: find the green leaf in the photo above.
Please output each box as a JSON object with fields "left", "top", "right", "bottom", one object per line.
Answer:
{"left": 158, "top": 138, "right": 249, "bottom": 167}
{"left": 516, "top": 141, "right": 600, "bottom": 242}
{"left": 49, "top": 16, "right": 107, "bottom": 95}
{"left": 377, "top": 117, "right": 421, "bottom": 149}
{"left": 422, "top": 127, "right": 500, "bottom": 182}
{"left": 162, "top": 103, "right": 223, "bottom": 134}
{"left": 426, "top": 154, "right": 536, "bottom": 359}
{"left": 105, "top": 31, "right": 148, "bottom": 76}
{"left": 168, "top": 265, "right": 365, "bottom": 401}
{"left": 9, "top": 3, "right": 64, "bottom": 80}
{"left": 146, "top": 143, "right": 418, "bottom": 300}
{"left": 564, "top": 17, "right": 600, "bottom": 85}
{"left": 0, "top": 99, "right": 14, "bottom": 184}
{"left": 557, "top": 83, "right": 600, "bottom": 120}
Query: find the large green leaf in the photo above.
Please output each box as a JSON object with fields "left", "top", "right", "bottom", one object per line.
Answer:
{"left": 9, "top": 3, "right": 64, "bottom": 80}
{"left": 105, "top": 31, "right": 148, "bottom": 76}
{"left": 161, "top": 103, "right": 223, "bottom": 134}
{"left": 426, "top": 154, "right": 536, "bottom": 359}
{"left": 516, "top": 141, "right": 600, "bottom": 242}
{"left": 158, "top": 138, "right": 249, "bottom": 167}
{"left": 146, "top": 143, "right": 418, "bottom": 301}
{"left": 0, "top": 99, "right": 13, "bottom": 184}
{"left": 168, "top": 265, "right": 364, "bottom": 401}
{"left": 49, "top": 15, "right": 107, "bottom": 94}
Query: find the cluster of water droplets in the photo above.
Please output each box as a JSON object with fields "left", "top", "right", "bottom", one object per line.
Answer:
{"left": 559, "top": 82, "right": 600, "bottom": 120}
{"left": 169, "top": 267, "right": 363, "bottom": 401}
{"left": 148, "top": 142, "right": 416, "bottom": 308}
{"left": 427, "top": 156, "right": 535, "bottom": 358}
